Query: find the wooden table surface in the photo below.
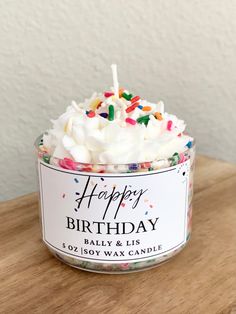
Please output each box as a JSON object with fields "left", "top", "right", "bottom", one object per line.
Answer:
{"left": 1, "top": 156, "right": 236, "bottom": 314}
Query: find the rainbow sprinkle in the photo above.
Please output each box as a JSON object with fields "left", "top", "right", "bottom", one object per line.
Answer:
{"left": 100, "top": 112, "right": 108, "bottom": 119}
{"left": 131, "top": 96, "right": 140, "bottom": 103}
{"left": 104, "top": 91, "right": 114, "bottom": 97}
{"left": 142, "top": 106, "right": 152, "bottom": 112}
{"left": 108, "top": 105, "right": 114, "bottom": 121}
{"left": 137, "top": 115, "right": 150, "bottom": 126}
{"left": 87, "top": 110, "right": 95, "bottom": 118}
{"left": 186, "top": 141, "right": 193, "bottom": 148}
{"left": 122, "top": 92, "right": 133, "bottom": 101}
{"left": 125, "top": 117, "right": 136, "bottom": 125}
{"left": 167, "top": 120, "right": 173, "bottom": 131}
{"left": 128, "top": 163, "right": 139, "bottom": 171}
{"left": 155, "top": 112, "right": 163, "bottom": 120}
{"left": 90, "top": 98, "right": 101, "bottom": 111}
{"left": 126, "top": 102, "right": 139, "bottom": 113}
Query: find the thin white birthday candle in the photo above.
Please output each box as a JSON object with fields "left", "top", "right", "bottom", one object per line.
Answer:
{"left": 111, "top": 64, "right": 119, "bottom": 98}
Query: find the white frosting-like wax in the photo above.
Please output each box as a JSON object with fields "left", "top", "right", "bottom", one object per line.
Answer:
{"left": 42, "top": 90, "right": 193, "bottom": 164}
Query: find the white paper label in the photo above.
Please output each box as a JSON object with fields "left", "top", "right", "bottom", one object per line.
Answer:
{"left": 38, "top": 160, "right": 190, "bottom": 263}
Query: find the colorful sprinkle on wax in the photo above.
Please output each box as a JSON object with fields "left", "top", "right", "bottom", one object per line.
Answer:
{"left": 87, "top": 110, "right": 95, "bottom": 118}
{"left": 138, "top": 105, "right": 143, "bottom": 109}
{"left": 137, "top": 115, "right": 150, "bottom": 126}
{"left": 141, "top": 162, "right": 151, "bottom": 169}
{"left": 131, "top": 96, "right": 140, "bottom": 103}
{"left": 96, "top": 101, "right": 102, "bottom": 109}
{"left": 128, "top": 163, "right": 139, "bottom": 171}
{"left": 154, "top": 112, "right": 163, "bottom": 120}
{"left": 74, "top": 178, "right": 79, "bottom": 183}
{"left": 125, "top": 117, "right": 136, "bottom": 125}
{"left": 90, "top": 98, "right": 101, "bottom": 111}
{"left": 170, "top": 152, "right": 180, "bottom": 166}
{"left": 81, "top": 165, "right": 93, "bottom": 172}
{"left": 59, "top": 158, "right": 77, "bottom": 170}
{"left": 104, "top": 91, "right": 114, "bottom": 97}
{"left": 108, "top": 105, "right": 114, "bottom": 121}
{"left": 173, "top": 152, "right": 180, "bottom": 160}
{"left": 100, "top": 112, "right": 108, "bottom": 119}
{"left": 119, "top": 88, "right": 124, "bottom": 97}
{"left": 43, "top": 155, "right": 50, "bottom": 164}
{"left": 126, "top": 102, "right": 139, "bottom": 113}
{"left": 167, "top": 120, "right": 173, "bottom": 131}
{"left": 142, "top": 106, "right": 152, "bottom": 112}
{"left": 186, "top": 141, "right": 193, "bottom": 148}
{"left": 179, "top": 153, "right": 186, "bottom": 163}
{"left": 122, "top": 92, "right": 133, "bottom": 101}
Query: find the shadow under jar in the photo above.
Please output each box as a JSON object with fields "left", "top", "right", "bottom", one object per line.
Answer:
{"left": 35, "top": 134, "right": 195, "bottom": 274}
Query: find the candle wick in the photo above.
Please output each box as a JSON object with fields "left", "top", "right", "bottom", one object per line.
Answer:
{"left": 111, "top": 64, "right": 119, "bottom": 98}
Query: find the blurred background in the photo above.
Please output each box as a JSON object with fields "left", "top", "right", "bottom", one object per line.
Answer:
{"left": 0, "top": 0, "right": 236, "bottom": 201}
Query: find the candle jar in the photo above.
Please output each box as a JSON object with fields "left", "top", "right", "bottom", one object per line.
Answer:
{"left": 35, "top": 135, "right": 195, "bottom": 274}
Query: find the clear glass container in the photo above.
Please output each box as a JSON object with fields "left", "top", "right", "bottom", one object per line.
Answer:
{"left": 35, "top": 134, "right": 195, "bottom": 274}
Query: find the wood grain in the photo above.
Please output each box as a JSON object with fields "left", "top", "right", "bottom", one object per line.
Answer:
{"left": 0, "top": 156, "right": 236, "bottom": 314}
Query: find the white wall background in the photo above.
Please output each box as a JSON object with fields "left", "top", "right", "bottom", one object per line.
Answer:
{"left": 0, "top": 0, "right": 236, "bottom": 201}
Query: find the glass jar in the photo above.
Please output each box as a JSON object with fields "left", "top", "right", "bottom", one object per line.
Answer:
{"left": 35, "top": 134, "right": 195, "bottom": 274}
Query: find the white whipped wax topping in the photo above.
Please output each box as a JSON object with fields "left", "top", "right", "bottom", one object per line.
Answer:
{"left": 42, "top": 91, "right": 193, "bottom": 164}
